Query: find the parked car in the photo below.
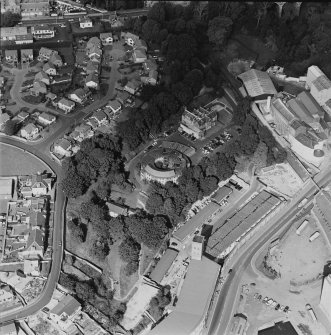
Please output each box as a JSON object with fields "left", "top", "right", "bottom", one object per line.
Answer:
{"left": 275, "top": 304, "right": 281, "bottom": 311}
{"left": 262, "top": 297, "right": 269, "bottom": 303}
{"left": 284, "top": 306, "right": 289, "bottom": 313}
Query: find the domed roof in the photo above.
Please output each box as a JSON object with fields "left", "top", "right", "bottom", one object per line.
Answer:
{"left": 313, "top": 149, "right": 324, "bottom": 157}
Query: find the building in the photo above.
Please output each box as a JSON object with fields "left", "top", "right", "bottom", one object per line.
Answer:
{"left": 100, "top": 32, "right": 113, "bottom": 45}
{"left": 20, "top": 123, "right": 39, "bottom": 139}
{"left": 133, "top": 48, "right": 147, "bottom": 63}
{"left": 1, "top": 0, "right": 20, "bottom": 14}
{"left": 31, "top": 25, "right": 55, "bottom": 39}
{"left": 306, "top": 66, "right": 331, "bottom": 116}
{"left": 0, "top": 27, "right": 33, "bottom": 44}
{"left": 54, "top": 138, "right": 72, "bottom": 157}
{"left": 319, "top": 274, "right": 331, "bottom": 322}
{"left": 106, "top": 100, "right": 122, "bottom": 114}
{"left": 238, "top": 69, "right": 277, "bottom": 100}
{"left": 258, "top": 321, "right": 299, "bottom": 335}
{"left": 85, "top": 73, "right": 99, "bottom": 89}
{"left": 34, "top": 71, "right": 50, "bottom": 85}
{"left": 116, "top": 90, "right": 131, "bottom": 105}
{"left": 58, "top": 98, "right": 75, "bottom": 113}
{"left": 38, "top": 112, "right": 56, "bottom": 126}
{"left": 43, "top": 62, "right": 56, "bottom": 75}
{"left": 88, "top": 110, "right": 108, "bottom": 127}
{"left": 20, "top": 0, "right": 50, "bottom": 18}
{"left": 313, "top": 191, "right": 331, "bottom": 246}
{"left": 68, "top": 88, "right": 91, "bottom": 104}
{"left": 124, "top": 79, "right": 142, "bottom": 95}
{"left": 121, "top": 32, "right": 139, "bottom": 46}
{"left": 87, "top": 36, "right": 101, "bottom": 50}
{"left": 5, "top": 50, "right": 18, "bottom": 64}
{"left": 16, "top": 110, "right": 29, "bottom": 122}
{"left": 49, "top": 53, "right": 63, "bottom": 67}
{"left": 21, "top": 49, "right": 33, "bottom": 63}
{"left": 211, "top": 185, "right": 233, "bottom": 205}
{"left": 141, "top": 70, "right": 158, "bottom": 85}
{"left": 143, "top": 58, "right": 158, "bottom": 72}
{"left": 19, "top": 228, "right": 44, "bottom": 259}
{"left": 31, "top": 80, "right": 47, "bottom": 96}
{"left": 106, "top": 202, "right": 128, "bottom": 217}
{"left": 191, "top": 235, "right": 204, "bottom": 261}
{"left": 0, "top": 322, "right": 17, "bottom": 335}
{"left": 0, "top": 178, "right": 14, "bottom": 200}
{"left": 229, "top": 314, "right": 248, "bottom": 335}
{"left": 87, "top": 45, "right": 102, "bottom": 61}
{"left": 134, "top": 39, "right": 148, "bottom": 51}
{"left": 38, "top": 47, "right": 58, "bottom": 61}
{"left": 50, "top": 295, "right": 81, "bottom": 324}
{"left": 180, "top": 106, "right": 217, "bottom": 139}
{"left": 79, "top": 16, "right": 93, "bottom": 29}
{"left": 24, "top": 259, "right": 40, "bottom": 276}
{"left": 0, "top": 112, "right": 10, "bottom": 127}
{"left": 85, "top": 60, "right": 99, "bottom": 75}
{"left": 18, "top": 173, "right": 52, "bottom": 197}
{"left": 149, "top": 248, "right": 179, "bottom": 284}
{"left": 149, "top": 257, "right": 220, "bottom": 335}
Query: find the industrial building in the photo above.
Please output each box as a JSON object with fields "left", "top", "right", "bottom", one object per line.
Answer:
{"left": 206, "top": 190, "right": 281, "bottom": 259}
{"left": 148, "top": 256, "right": 220, "bottom": 335}
{"left": 319, "top": 274, "right": 331, "bottom": 322}
{"left": 313, "top": 191, "right": 331, "bottom": 247}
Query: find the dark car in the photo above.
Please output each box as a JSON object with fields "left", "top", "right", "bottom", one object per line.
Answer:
{"left": 284, "top": 306, "right": 289, "bottom": 313}
{"left": 275, "top": 304, "right": 281, "bottom": 310}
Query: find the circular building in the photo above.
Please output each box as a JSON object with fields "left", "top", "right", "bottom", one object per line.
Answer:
{"left": 140, "top": 147, "right": 190, "bottom": 185}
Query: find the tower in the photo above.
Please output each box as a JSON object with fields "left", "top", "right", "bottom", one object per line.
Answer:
{"left": 191, "top": 235, "right": 204, "bottom": 261}
{"left": 319, "top": 274, "right": 331, "bottom": 322}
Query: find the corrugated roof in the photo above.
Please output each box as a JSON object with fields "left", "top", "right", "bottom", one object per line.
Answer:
{"left": 238, "top": 69, "right": 277, "bottom": 98}
{"left": 297, "top": 91, "right": 324, "bottom": 117}
{"left": 149, "top": 257, "right": 220, "bottom": 335}
{"left": 150, "top": 248, "right": 178, "bottom": 283}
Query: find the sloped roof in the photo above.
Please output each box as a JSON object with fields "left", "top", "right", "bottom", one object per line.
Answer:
{"left": 296, "top": 91, "right": 324, "bottom": 117}
{"left": 107, "top": 99, "right": 121, "bottom": 111}
{"left": 26, "top": 228, "right": 43, "bottom": 249}
{"left": 238, "top": 69, "right": 277, "bottom": 98}
{"left": 39, "top": 112, "right": 55, "bottom": 122}
{"left": 51, "top": 295, "right": 81, "bottom": 316}
{"left": 43, "top": 62, "right": 55, "bottom": 72}
{"left": 150, "top": 248, "right": 178, "bottom": 284}
{"left": 59, "top": 98, "right": 75, "bottom": 107}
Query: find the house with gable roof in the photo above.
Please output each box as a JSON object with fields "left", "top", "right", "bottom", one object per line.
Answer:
{"left": 79, "top": 16, "right": 93, "bottom": 29}
{"left": 85, "top": 73, "right": 99, "bottom": 89}
{"left": 5, "top": 49, "right": 18, "bottom": 64}
{"left": 19, "top": 227, "right": 44, "bottom": 259}
{"left": 88, "top": 110, "right": 108, "bottom": 128}
{"left": 100, "top": 32, "right": 113, "bottom": 45}
{"left": 38, "top": 112, "right": 56, "bottom": 126}
{"left": 20, "top": 123, "right": 39, "bottom": 139}
{"left": 43, "top": 62, "right": 57, "bottom": 76}
{"left": 21, "top": 49, "right": 33, "bottom": 63}
{"left": 68, "top": 88, "right": 91, "bottom": 104}
{"left": 50, "top": 53, "right": 63, "bottom": 67}
{"left": 38, "top": 47, "right": 58, "bottom": 61}
{"left": 124, "top": 79, "right": 142, "bottom": 95}
{"left": 58, "top": 98, "right": 75, "bottom": 114}
{"left": 31, "top": 80, "right": 47, "bottom": 96}
{"left": 35, "top": 71, "right": 50, "bottom": 85}
{"left": 133, "top": 48, "right": 147, "bottom": 63}
{"left": 54, "top": 138, "right": 72, "bottom": 157}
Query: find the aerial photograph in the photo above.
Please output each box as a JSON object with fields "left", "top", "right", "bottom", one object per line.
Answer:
{"left": 0, "top": 1, "right": 331, "bottom": 335}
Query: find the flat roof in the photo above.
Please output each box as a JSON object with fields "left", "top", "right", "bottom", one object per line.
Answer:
{"left": 206, "top": 191, "right": 281, "bottom": 257}
{"left": 173, "top": 202, "right": 221, "bottom": 242}
{"left": 149, "top": 248, "right": 178, "bottom": 284}
{"left": 149, "top": 257, "right": 220, "bottom": 335}
{"left": 258, "top": 321, "right": 298, "bottom": 335}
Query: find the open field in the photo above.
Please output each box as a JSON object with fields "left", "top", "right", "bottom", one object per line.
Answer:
{"left": 0, "top": 143, "right": 50, "bottom": 176}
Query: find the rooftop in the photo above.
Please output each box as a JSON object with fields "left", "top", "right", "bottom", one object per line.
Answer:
{"left": 258, "top": 321, "right": 299, "bottom": 335}
{"left": 313, "top": 191, "right": 331, "bottom": 245}
{"left": 51, "top": 295, "right": 81, "bottom": 317}
{"left": 238, "top": 69, "right": 277, "bottom": 98}
{"left": 149, "top": 257, "right": 220, "bottom": 335}
{"left": 211, "top": 186, "right": 233, "bottom": 203}
{"left": 149, "top": 248, "right": 178, "bottom": 284}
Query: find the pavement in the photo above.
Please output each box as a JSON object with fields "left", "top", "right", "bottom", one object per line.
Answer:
{"left": 206, "top": 169, "right": 331, "bottom": 335}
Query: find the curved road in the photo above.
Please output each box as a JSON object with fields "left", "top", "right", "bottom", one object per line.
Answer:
{"left": 207, "top": 170, "right": 331, "bottom": 335}
{"left": 0, "top": 138, "right": 65, "bottom": 324}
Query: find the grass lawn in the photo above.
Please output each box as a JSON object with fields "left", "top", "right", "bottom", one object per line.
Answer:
{"left": 139, "top": 245, "right": 156, "bottom": 276}
{"left": 0, "top": 143, "right": 50, "bottom": 176}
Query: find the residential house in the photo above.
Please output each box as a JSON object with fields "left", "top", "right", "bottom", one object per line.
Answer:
{"left": 54, "top": 138, "right": 72, "bottom": 157}
{"left": 34, "top": 71, "right": 50, "bottom": 85}
{"left": 85, "top": 60, "right": 99, "bottom": 75}
{"left": 134, "top": 39, "right": 147, "bottom": 51}
{"left": 5, "top": 50, "right": 18, "bottom": 63}
{"left": 79, "top": 17, "right": 93, "bottom": 29}
{"left": 58, "top": 98, "right": 75, "bottom": 113}
{"left": 71, "top": 124, "right": 94, "bottom": 142}
{"left": 143, "top": 58, "right": 157, "bottom": 72}
{"left": 85, "top": 73, "right": 99, "bottom": 89}
{"left": 16, "top": 110, "right": 29, "bottom": 122}
{"left": 38, "top": 112, "right": 56, "bottom": 125}
{"left": 106, "top": 202, "right": 128, "bottom": 217}
{"left": 45, "top": 92, "right": 57, "bottom": 103}
{"left": 19, "top": 228, "right": 44, "bottom": 259}
{"left": 19, "top": 173, "right": 52, "bottom": 197}
{"left": 50, "top": 295, "right": 81, "bottom": 325}
{"left": 15, "top": 32, "right": 34, "bottom": 45}
{"left": 21, "top": 49, "right": 33, "bottom": 63}
{"left": 116, "top": 90, "right": 131, "bottom": 106}
{"left": 87, "top": 45, "right": 102, "bottom": 62}
{"left": 24, "top": 259, "right": 40, "bottom": 276}
{"left": 31, "top": 80, "right": 47, "bottom": 95}
{"left": 32, "top": 25, "right": 55, "bottom": 39}
{"left": 43, "top": 62, "right": 56, "bottom": 75}
{"left": 133, "top": 48, "right": 147, "bottom": 63}
{"left": 121, "top": 32, "right": 139, "bottom": 47}
{"left": 106, "top": 100, "right": 122, "bottom": 114}
{"left": 124, "top": 79, "right": 142, "bottom": 95}
{"left": 0, "top": 112, "right": 10, "bottom": 127}
{"left": 20, "top": 123, "right": 39, "bottom": 139}
{"left": 87, "top": 37, "right": 101, "bottom": 50}
{"left": 50, "top": 53, "right": 63, "bottom": 67}
{"left": 100, "top": 32, "right": 113, "bottom": 45}
{"left": 38, "top": 47, "right": 58, "bottom": 61}
{"left": 20, "top": 0, "right": 50, "bottom": 18}
{"left": 68, "top": 88, "right": 91, "bottom": 104}
{"left": 141, "top": 70, "right": 158, "bottom": 86}
{"left": 88, "top": 110, "right": 108, "bottom": 128}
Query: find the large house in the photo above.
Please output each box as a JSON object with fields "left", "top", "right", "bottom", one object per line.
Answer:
{"left": 124, "top": 79, "right": 142, "bottom": 95}
{"left": 58, "top": 98, "right": 75, "bottom": 113}
{"left": 21, "top": 49, "right": 34, "bottom": 63}
{"left": 38, "top": 47, "right": 58, "bottom": 61}
{"left": 85, "top": 60, "right": 99, "bottom": 75}
{"left": 100, "top": 32, "right": 113, "bottom": 45}
{"left": 85, "top": 73, "right": 99, "bottom": 89}
{"left": 88, "top": 110, "right": 108, "bottom": 128}
{"left": 68, "top": 88, "right": 91, "bottom": 104}
{"left": 31, "top": 80, "right": 47, "bottom": 95}
{"left": 32, "top": 25, "right": 55, "bottom": 39}
{"left": 19, "top": 173, "right": 53, "bottom": 197}
{"left": 133, "top": 48, "right": 147, "bottom": 63}
{"left": 5, "top": 50, "right": 18, "bottom": 63}
{"left": 38, "top": 112, "right": 56, "bottom": 126}
{"left": 20, "top": 123, "right": 39, "bottom": 139}
{"left": 20, "top": 0, "right": 50, "bottom": 18}
{"left": 121, "top": 32, "right": 139, "bottom": 47}
{"left": 0, "top": 27, "right": 33, "bottom": 44}
{"left": 54, "top": 138, "right": 72, "bottom": 157}
{"left": 50, "top": 53, "right": 63, "bottom": 67}
{"left": 79, "top": 17, "right": 93, "bottom": 29}
{"left": 35, "top": 71, "right": 50, "bottom": 85}
{"left": 43, "top": 62, "right": 56, "bottom": 75}
{"left": 19, "top": 228, "right": 44, "bottom": 259}
{"left": 49, "top": 295, "right": 81, "bottom": 327}
{"left": 106, "top": 100, "right": 122, "bottom": 114}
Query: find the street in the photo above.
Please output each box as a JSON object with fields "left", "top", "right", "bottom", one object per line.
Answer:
{"left": 207, "top": 169, "right": 331, "bottom": 335}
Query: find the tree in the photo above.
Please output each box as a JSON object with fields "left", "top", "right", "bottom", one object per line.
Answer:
{"left": 183, "top": 69, "right": 204, "bottom": 96}
{"left": 89, "top": 238, "right": 109, "bottom": 261}
{"left": 108, "top": 217, "right": 125, "bottom": 242}
{"left": 59, "top": 273, "right": 78, "bottom": 291}
{"left": 118, "top": 236, "right": 141, "bottom": 263}
{"left": 76, "top": 281, "right": 96, "bottom": 302}
{"left": 67, "top": 220, "right": 85, "bottom": 243}
{"left": 207, "top": 17, "right": 233, "bottom": 48}
{"left": 0, "top": 12, "right": 21, "bottom": 27}
{"left": 147, "top": 2, "right": 166, "bottom": 23}
{"left": 3, "top": 119, "right": 20, "bottom": 136}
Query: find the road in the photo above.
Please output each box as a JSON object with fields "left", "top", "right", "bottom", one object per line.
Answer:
{"left": 207, "top": 169, "right": 331, "bottom": 335}
{"left": 0, "top": 138, "right": 65, "bottom": 325}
